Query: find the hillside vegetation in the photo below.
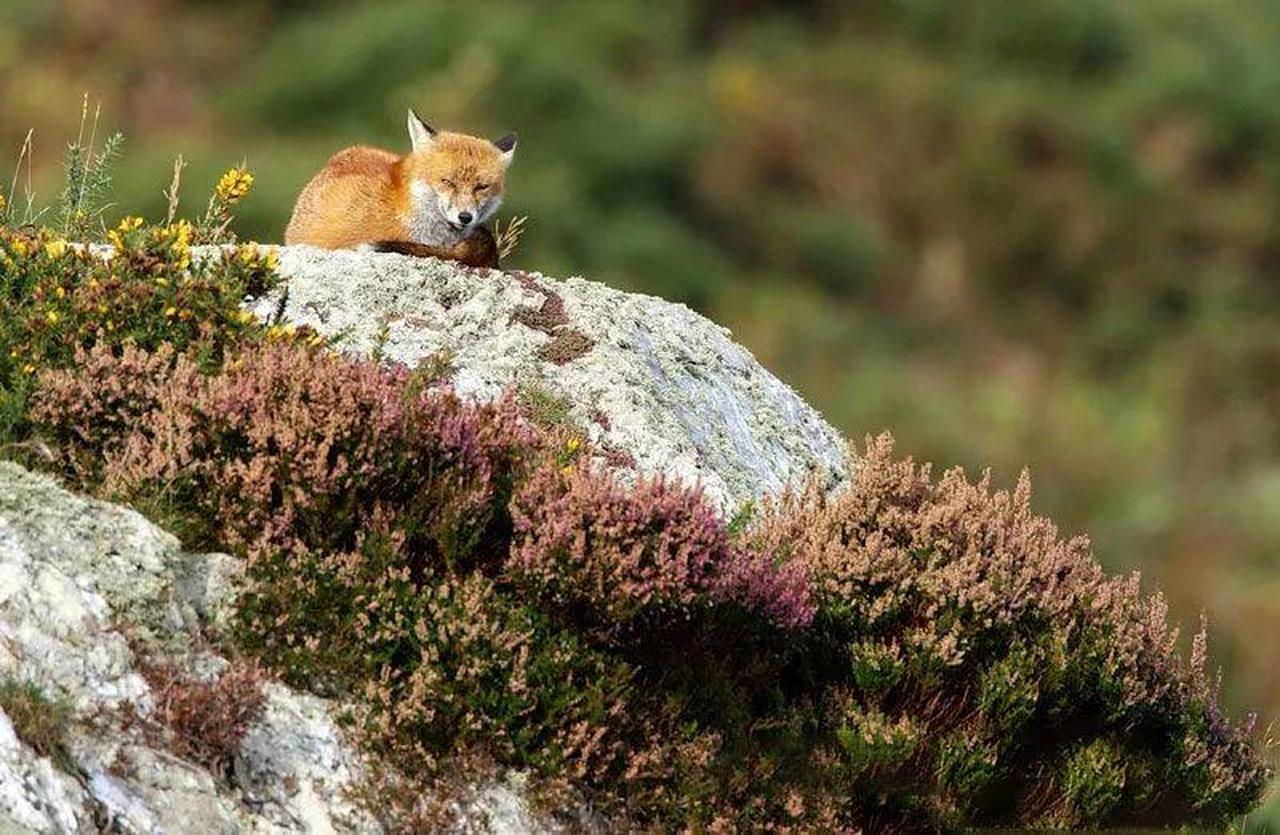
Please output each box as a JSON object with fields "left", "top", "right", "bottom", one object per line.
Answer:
{"left": 0, "top": 144, "right": 1270, "bottom": 826}
{"left": 5, "top": 4, "right": 1280, "bottom": 750}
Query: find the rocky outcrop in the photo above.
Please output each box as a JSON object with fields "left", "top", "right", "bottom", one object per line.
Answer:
{"left": 0, "top": 462, "right": 382, "bottom": 833}
{"left": 243, "top": 247, "right": 847, "bottom": 512}
{"left": 0, "top": 249, "right": 849, "bottom": 831}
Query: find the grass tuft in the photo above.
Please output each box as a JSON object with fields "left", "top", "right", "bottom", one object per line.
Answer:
{"left": 0, "top": 678, "right": 75, "bottom": 774}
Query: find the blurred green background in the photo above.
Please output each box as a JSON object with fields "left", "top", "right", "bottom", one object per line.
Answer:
{"left": 3, "top": 0, "right": 1279, "bottom": 819}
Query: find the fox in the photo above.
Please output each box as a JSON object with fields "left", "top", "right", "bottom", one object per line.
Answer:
{"left": 284, "top": 109, "right": 517, "bottom": 269}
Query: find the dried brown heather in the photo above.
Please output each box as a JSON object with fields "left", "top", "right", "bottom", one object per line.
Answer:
{"left": 137, "top": 658, "right": 268, "bottom": 777}
{"left": 748, "top": 433, "right": 1269, "bottom": 828}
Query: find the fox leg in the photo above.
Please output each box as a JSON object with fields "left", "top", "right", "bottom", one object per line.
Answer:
{"left": 372, "top": 226, "right": 499, "bottom": 269}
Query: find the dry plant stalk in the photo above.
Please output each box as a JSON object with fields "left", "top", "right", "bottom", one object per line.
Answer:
{"left": 5, "top": 129, "right": 44, "bottom": 227}
{"left": 165, "top": 155, "right": 187, "bottom": 225}
{"left": 494, "top": 214, "right": 527, "bottom": 260}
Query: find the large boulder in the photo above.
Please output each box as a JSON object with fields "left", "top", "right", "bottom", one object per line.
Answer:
{"left": 244, "top": 247, "right": 847, "bottom": 512}
{"left": 0, "top": 249, "right": 849, "bottom": 831}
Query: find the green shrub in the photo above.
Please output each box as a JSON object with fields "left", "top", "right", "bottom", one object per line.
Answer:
{"left": 0, "top": 219, "right": 282, "bottom": 448}
{"left": 976, "top": 643, "right": 1040, "bottom": 735}
{"left": 1059, "top": 739, "right": 1127, "bottom": 824}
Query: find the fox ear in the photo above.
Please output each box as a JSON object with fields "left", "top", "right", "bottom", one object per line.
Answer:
{"left": 493, "top": 132, "right": 517, "bottom": 167}
{"left": 407, "top": 109, "right": 436, "bottom": 151}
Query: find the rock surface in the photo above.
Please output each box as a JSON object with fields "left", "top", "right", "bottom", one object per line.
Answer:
{"left": 0, "top": 462, "right": 381, "bottom": 833}
{"left": 242, "top": 246, "right": 847, "bottom": 512}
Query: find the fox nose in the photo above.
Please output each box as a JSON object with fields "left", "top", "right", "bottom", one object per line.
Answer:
{"left": 457, "top": 211, "right": 473, "bottom": 225}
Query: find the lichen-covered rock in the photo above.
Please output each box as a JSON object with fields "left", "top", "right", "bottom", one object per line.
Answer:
{"left": 0, "top": 463, "right": 385, "bottom": 833}
{"left": 0, "top": 709, "right": 90, "bottom": 834}
{"left": 241, "top": 246, "right": 847, "bottom": 512}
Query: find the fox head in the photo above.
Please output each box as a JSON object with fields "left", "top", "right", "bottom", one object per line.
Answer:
{"left": 403, "top": 109, "right": 516, "bottom": 235}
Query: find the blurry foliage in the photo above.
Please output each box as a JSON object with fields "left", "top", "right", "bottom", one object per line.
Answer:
{"left": 5, "top": 0, "right": 1280, "bottom": 819}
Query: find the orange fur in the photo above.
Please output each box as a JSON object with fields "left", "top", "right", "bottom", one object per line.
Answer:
{"left": 285, "top": 125, "right": 511, "bottom": 256}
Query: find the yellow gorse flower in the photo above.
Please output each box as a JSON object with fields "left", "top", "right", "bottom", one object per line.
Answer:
{"left": 216, "top": 168, "right": 254, "bottom": 204}
{"left": 171, "top": 219, "right": 193, "bottom": 247}
{"left": 44, "top": 239, "right": 68, "bottom": 259}
{"left": 108, "top": 216, "right": 145, "bottom": 250}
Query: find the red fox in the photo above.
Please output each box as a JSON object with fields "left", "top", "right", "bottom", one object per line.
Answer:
{"left": 285, "top": 110, "right": 516, "bottom": 269}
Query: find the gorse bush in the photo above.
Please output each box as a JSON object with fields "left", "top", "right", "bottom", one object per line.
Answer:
{"left": 0, "top": 218, "right": 282, "bottom": 448}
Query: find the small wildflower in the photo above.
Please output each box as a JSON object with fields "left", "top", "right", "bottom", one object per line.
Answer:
{"left": 215, "top": 168, "right": 254, "bottom": 204}
{"left": 165, "top": 306, "right": 178, "bottom": 317}
{"left": 45, "top": 310, "right": 59, "bottom": 325}
{"left": 45, "top": 239, "right": 68, "bottom": 259}
{"left": 108, "top": 216, "right": 145, "bottom": 250}
{"left": 566, "top": 437, "right": 582, "bottom": 453}
{"left": 155, "top": 277, "right": 169, "bottom": 287}
{"left": 170, "top": 219, "right": 194, "bottom": 247}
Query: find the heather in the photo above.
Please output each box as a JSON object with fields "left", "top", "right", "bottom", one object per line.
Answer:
{"left": 26, "top": 330, "right": 1269, "bottom": 827}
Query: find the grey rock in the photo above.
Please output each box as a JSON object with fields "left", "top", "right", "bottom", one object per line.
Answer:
{"left": 233, "top": 684, "right": 377, "bottom": 833}
{"left": 238, "top": 246, "right": 847, "bottom": 512}
{"left": 0, "top": 710, "right": 91, "bottom": 834}
{"left": 0, "top": 463, "right": 381, "bottom": 833}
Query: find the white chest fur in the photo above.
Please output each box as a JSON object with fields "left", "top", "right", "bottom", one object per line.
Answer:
{"left": 404, "top": 181, "right": 463, "bottom": 246}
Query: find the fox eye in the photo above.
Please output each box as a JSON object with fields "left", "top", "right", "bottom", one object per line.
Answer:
{"left": 475, "top": 183, "right": 490, "bottom": 192}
